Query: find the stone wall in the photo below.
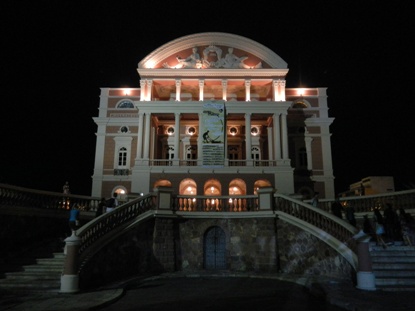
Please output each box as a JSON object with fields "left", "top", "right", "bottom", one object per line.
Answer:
{"left": 277, "top": 221, "right": 353, "bottom": 278}
{"left": 78, "top": 216, "right": 353, "bottom": 289}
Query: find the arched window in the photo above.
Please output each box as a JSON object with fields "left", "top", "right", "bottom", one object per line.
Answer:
{"left": 292, "top": 100, "right": 308, "bottom": 109}
{"left": 251, "top": 146, "right": 261, "bottom": 165}
{"left": 117, "top": 100, "right": 134, "bottom": 108}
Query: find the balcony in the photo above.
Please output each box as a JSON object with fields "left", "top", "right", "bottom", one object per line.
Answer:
{"left": 114, "top": 169, "right": 129, "bottom": 176}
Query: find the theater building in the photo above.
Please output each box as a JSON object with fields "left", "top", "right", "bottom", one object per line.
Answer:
{"left": 91, "top": 32, "right": 335, "bottom": 201}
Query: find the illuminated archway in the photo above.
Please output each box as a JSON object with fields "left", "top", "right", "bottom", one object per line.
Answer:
{"left": 253, "top": 179, "right": 272, "bottom": 194}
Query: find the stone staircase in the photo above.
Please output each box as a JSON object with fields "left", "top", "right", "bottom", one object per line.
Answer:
{"left": 370, "top": 241, "right": 415, "bottom": 291}
{"left": 0, "top": 238, "right": 65, "bottom": 294}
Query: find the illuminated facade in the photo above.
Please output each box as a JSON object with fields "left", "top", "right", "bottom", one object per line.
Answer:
{"left": 91, "top": 32, "right": 335, "bottom": 201}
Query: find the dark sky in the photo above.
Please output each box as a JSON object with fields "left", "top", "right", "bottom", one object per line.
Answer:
{"left": 1, "top": 1, "right": 414, "bottom": 195}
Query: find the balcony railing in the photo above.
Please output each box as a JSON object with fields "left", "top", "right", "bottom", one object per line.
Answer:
{"left": 114, "top": 169, "right": 129, "bottom": 176}
{"left": 173, "top": 195, "right": 258, "bottom": 212}
{"left": 147, "top": 159, "right": 277, "bottom": 167}
{"left": 314, "top": 189, "right": 415, "bottom": 214}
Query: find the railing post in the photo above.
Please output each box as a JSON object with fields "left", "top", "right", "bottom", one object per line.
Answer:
{"left": 154, "top": 186, "right": 173, "bottom": 210}
{"left": 257, "top": 187, "right": 275, "bottom": 210}
{"left": 60, "top": 231, "right": 81, "bottom": 293}
{"left": 353, "top": 230, "right": 376, "bottom": 291}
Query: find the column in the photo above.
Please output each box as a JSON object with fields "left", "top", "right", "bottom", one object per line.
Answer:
{"left": 136, "top": 112, "right": 144, "bottom": 161}
{"left": 279, "top": 80, "right": 286, "bottom": 101}
{"left": 281, "top": 112, "right": 289, "bottom": 159}
{"left": 197, "top": 113, "right": 203, "bottom": 164}
{"left": 174, "top": 112, "right": 181, "bottom": 165}
{"left": 267, "top": 127, "right": 273, "bottom": 161}
{"left": 199, "top": 79, "right": 204, "bottom": 101}
{"left": 272, "top": 80, "right": 278, "bottom": 101}
{"left": 245, "top": 113, "right": 252, "bottom": 166}
{"left": 222, "top": 79, "right": 227, "bottom": 101}
{"left": 224, "top": 112, "right": 229, "bottom": 166}
{"left": 273, "top": 79, "right": 287, "bottom": 101}
{"left": 143, "top": 113, "right": 151, "bottom": 160}
{"left": 245, "top": 79, "right": 251, "bottom": 101}
{"left": 273, "top": 113, "right": 281, "bottom": 160}
{"left": 175, "top": 79, "right": 181, "bottom": 101}
{"left": 305, "top": 136, "right": 313, "bottom": 170}
{"left": 146, "top": 79, "right": 153, "bottom": 101}
{"left": 140, "top": 80, "right": 146, "bottom": 101}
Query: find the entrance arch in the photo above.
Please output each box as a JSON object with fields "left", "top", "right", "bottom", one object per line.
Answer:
{"left": 204, "top": 226, "right": 227, "bottom": 270}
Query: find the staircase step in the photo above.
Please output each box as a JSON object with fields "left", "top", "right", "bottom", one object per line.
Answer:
{"left": 372, "top": 263, "right": 415, "bottom": 270}
{"left": 0, "top": 278, "right": 61, "bottom": 286}
{"left": 374, "top": 270, "right": 415, "bottom": 277}
{"left": 371, "top": 256, "right": 415, "bottom": 263}
{"left": 4, "top": 272, "right": 62, "bottom": 279}
{"left": 23, "top": 264, "right": 63, "bottom": 273}
{"left": 376, "top": 285, "right": 415, "bottom": 292}
{"left": 375, "top": 277, "right": 415, "bottom": 286}
{"left": 36, "top": 258, "right": 65, "bottom": 265}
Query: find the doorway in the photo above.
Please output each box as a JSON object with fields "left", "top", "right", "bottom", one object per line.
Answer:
{"left": 204, "top": 226, "right": 227, "bottom": 270}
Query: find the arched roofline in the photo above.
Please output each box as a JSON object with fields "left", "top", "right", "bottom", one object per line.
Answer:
{"left": 138, "top": 32, "right": 288, "bottom": 69}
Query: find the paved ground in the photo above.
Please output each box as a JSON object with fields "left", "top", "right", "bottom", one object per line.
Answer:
{"left": 1, "top": 272, "right": 415, "bottom": 311}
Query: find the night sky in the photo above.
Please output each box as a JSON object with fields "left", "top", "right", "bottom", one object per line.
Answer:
{"left": 1, "top": 1, "right": 414, "bottom": 196}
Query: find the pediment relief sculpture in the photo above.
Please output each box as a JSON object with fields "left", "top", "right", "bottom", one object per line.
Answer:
{"left": 163, "top": 45, "right": 262, "bottom": 69}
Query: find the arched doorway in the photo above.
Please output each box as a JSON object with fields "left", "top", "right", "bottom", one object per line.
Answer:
{"left": 204, "top": 226, "right": 227, "bottom": 270}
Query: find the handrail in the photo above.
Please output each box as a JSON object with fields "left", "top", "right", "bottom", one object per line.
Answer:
{"left": 0, "top": 183, "right": 101, "bottom": 211}
{"left": 76, "top": 194, "right": 156, "bottom": 265}
{"left": 274, "top": 193, "right": 358, "bottom": 262}
{"left": 315, "top": 189, "right": 415, "bottom": 214}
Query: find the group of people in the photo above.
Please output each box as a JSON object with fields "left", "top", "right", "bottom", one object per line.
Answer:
{"left": 96, "top": 192, "right": 119, "bottom": 217}
{"left": 369, "top": 204, "right": 415, "bottom": 247}
{"left": 68, "top": 192, "right": 120, "bottom": 233}
{"left": 329, "top": 195, "right": 415, "bottom": 248}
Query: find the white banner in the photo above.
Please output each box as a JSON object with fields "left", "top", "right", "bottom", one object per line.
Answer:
{"left": 202, "top": 102, "right": 225, "bottom": 167}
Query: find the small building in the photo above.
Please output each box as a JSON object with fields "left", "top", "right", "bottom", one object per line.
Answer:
{"left": 341, "top": 176, "right": 395, "bottom": 197}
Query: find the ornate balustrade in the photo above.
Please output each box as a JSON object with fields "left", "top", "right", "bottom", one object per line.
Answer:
{"left": 173, "top": 195, "right": 258, "bottom": 212}
{"left": 0, "top": 183, "right": 101, "bottom": 212}
{"left": 76, "top": 194, "right": 155, "bottom": 265}
{"left": 275, "top": 193, "right": 358, "bottom": 254}
{"left": 147, "top": 159, "right": 277, "bottom": 167}
{"left": 316, "top": 189, "right": 415, "bottom": 214}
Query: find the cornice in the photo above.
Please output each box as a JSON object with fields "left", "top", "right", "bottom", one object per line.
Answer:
{"left": 137, "top": 68, "right": 289, "bottom": 79}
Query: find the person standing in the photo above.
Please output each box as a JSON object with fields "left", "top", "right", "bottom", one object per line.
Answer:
{"left": 311, "top": 192, "right": 319, "bottom": 207}
{"left": 63, "top": 181, "right": 70, "bottom": 195}
{"left": 383, "top": 203, "right": 399, "bottom": 243}
{"left": 62, "top": 181, "right": 71, "bottom": 209}
{"left": 362, "top": 215, "right": 374, "bottom": 236}
{"left": 106, "top": 192, "right": 119, "bottom": 213}
{"left": 331, "top": 196, "right": 343, "bottom": 219}
{"left": 68, "top": 204, "right": 80, "bottom": 232}
{"left": 113, "top": 192, "right": 119, "bottom": 207}
{"left": 96, "top": 198, "right": 106, "bottom": 218}
{"left": 345, "top": 205, "right": 356, "bottom": 227}
{"left": 373, "top": 208, "right": 387, "bottom": 248}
